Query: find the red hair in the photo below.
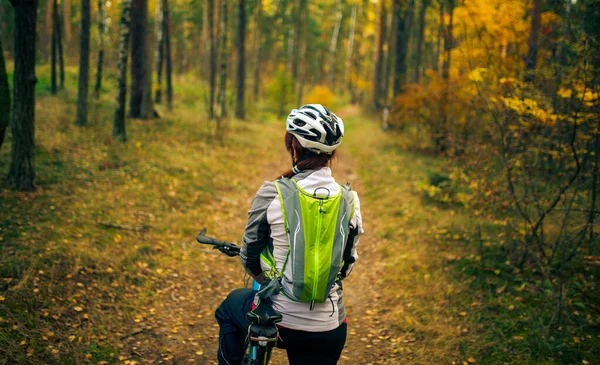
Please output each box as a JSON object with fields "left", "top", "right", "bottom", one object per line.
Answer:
{"left": 280, "top": 133, "right": 335, "bottom": 179}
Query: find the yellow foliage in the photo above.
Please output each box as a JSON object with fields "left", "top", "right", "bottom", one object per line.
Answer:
{"left": 304, "top": 85, "right": 335, "bottom": 107}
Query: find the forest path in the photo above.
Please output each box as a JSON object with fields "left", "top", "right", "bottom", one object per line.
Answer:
{"left": 115, "top": 105, "right": 463, "bottom": 364}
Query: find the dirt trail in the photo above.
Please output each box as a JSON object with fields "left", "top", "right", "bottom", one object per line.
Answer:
{"left": 118, "top": 107, "right": 404, "bottom": 364}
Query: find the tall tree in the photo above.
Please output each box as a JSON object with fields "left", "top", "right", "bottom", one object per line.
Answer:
{"left": 8, "top": 0, "right": 38, "bottom": 191}
{"left": 296, "top": 0, "right": 308, "bottom": 106}
{"left": 253, "top": 0, "right": 262, "bottom": 101}
{"left": 441, "top": 0, "right": 453, "bottom": 82}
{"left": 235, "top": 0, "right": 245, "bottom": 119}
{"left": 345, "top": 2, "right": 357, "bottom": 101}
{"left": 76, "top": 0, "right": 91, "bottom": 126}
{"left": 394, "top": 0, "right": 415, "bottom": 96}
{"left": 328, "top": 0, "right": 343, "bottom": 90}
{"left": 218, "top": 0, "right": 228, "bottom": 119}
{"left": 163, "top": 0, "right": 173, "bottom": 109}
{"left": 0, "top": 34, "right": 10, "bottom": 152}
{"left": 373, "top": 0, "right": 386, "bottom": 109}
{"left": 51, "top": 0, "right": 58, "bottom": 94}
{"left": 95, "top": 0, "right": 106, "bottom": 97}
{"left": 50, "top": 0, "right": 66, "bottom": 93}
{"left": 129, "top": 0, "right": 153, "bottom": 118}
{"left": 384, "top": 0, "right": 397, "bottom": 102}
{"left": 524, "top": 0, "right": 543, "bottom": 82}
{"left": 208, "top": 0, "right": 216, "bottom": 119}
{"left": 113, "top": 0, "right": 133, "bottom": 141}
{"left": 63, "top": 0, "right": 71, "bottom": 43}
{"left": 155, "top": 0, "right": 165, "bottom": 104}
{"left": 414, "top": 0, "right": 429, "bottom": 83}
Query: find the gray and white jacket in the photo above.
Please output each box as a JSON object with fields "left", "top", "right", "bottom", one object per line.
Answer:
{"left": 240, "top": 167, "right": 363, "bottom": 332}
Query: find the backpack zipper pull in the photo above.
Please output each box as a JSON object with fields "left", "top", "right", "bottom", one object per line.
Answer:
{"left": 319, "top": 199, "right": 326, "bottom": 214}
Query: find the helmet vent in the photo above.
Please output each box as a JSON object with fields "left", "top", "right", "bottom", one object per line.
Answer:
{"left": 305, "top": 112, "right": 317, "bottom": 120}
{"left": 294, "top": 119, "right": 306, "bottom": 127}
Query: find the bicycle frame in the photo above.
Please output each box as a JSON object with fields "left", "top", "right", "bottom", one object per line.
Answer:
{"left": 195, "top": 228, "right": 276, "bottom": 365}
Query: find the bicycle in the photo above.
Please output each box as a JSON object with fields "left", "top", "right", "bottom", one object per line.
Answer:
{"left": 196, "top": 228, "right": 282, "bottom": 365}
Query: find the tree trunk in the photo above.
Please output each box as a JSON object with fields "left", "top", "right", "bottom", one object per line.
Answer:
{"left": 296, "top": 0, "right": 308, "bottom": 106}
{"left": 345, "top": 3, "right": 357, "bottom": 95}
{"left": 373, "top": 0, "right": 386, "bottom": 109}
{"left": 441, "top": 0, "right": 453, "bottom": 81}
{"left": 253, "top": 0, "right": 262, "bottom": 101}
{"left": 155, "top": 0, "right": 165, "bottom": 104}
{"left": 291, "top": 0, "right": 301, "bottom": 83}
{"left": 394, "top": 0, "right": 414, "bottom": 96}
{"left": 95, "top": 0, "right": 105, "bottom": 98}
{"left": 524, "top": 0, "right": 543, "bottom": 82}
{"left": 76, "top": 0, "right": 91, "bottom": 126}
{"left": 433, "top": 0, "right": 443, "bottom": 73}
{"left": 113, "top": 0, "right": 133, "bottom": 141}
{"left": 51, "top": 0, "right": 57, "bottom": 94}
{"left": 218, "top": 0, "right": 228, "bottom": 120}
{"left": 235, "top": 0, "right": 245, "bottom": 119}
{"left": 164, "top": 0, "right": 172, "bottom": 109}
{"left": 8, "top": 0, "right": 38, "bottom": 191}
{"left": 208, "top": 0, "right": 216, "bottom": 119}
{"left": 63, "top": 0, "right": 71, "bottom": 43}
{"left": 55, "top": 0, "right": 65, "bottom": 89}
{"left": 0, "top": 34, "right": 10, "bottom": 152}
{"left": 327, "top": 0, "right": 342, "bottom": 90}
{"left": 384, "top": 0, "right": 396, "bottom": 103}
{"left": 414, "top": 0, "right": 429, "bottom": 83}
{"left": 129, "top": 0, "right": 153, "bottom": 119}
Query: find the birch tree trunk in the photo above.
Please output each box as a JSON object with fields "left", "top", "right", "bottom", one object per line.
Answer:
{"left": 345, "top": 3, "right": 357, "bottom": 95}
{"left": 8, "top": 0, "right": 38, "bottom": 191}
{"left": 95, "top": 0, "right": 106, "bottom": 97}
{"left": 76, "top": 0, "right": 91, "bottom": 126}
{"left": 0, "top": 34, "right": 10, "bottom": 152}
{"left": 253, "top": 0, "right": 262, "bottom": 101}
{"left": 327, "top": 0, "right": 342, "bottom": 90}
{"left": 113, "top": 0, "right": 133, "bottom": 141}
{"left": 208, "top": 0, "right": 216, "bottom": 119}
{"left": 235, "top": 0, "right": 245, "bottom": 119}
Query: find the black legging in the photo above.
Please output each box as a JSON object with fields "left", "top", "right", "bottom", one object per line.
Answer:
{"left": 215, "top": 288, "right": 347, "bottom": 365}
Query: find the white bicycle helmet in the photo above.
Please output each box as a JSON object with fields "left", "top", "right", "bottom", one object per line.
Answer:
{"left": 286, "top": 104, "right": 345, "bottom": 154}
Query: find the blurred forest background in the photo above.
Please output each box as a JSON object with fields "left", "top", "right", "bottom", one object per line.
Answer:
{"left": 1, "top": 0, "right": 599, "bottom": 363}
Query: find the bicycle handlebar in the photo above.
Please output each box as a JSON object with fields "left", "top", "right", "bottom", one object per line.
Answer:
{"left": 196, "top": 228, "right": 241, "bottom": 257}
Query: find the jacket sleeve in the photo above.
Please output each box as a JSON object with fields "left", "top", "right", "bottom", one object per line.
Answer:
{"left": 240, "top": 182, "right": 277, "bottom": 277}
{"left": 341, "top": 191, "right": 364, "bottom": 278}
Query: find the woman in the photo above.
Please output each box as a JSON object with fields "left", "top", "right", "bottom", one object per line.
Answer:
{"left": 215, "top": 104, "right": 364, "bottom": 365}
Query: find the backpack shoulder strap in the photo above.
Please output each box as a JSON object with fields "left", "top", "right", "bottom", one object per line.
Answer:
{"left": 340, "top": 183, "right": 356, "bottom": 222}
{"left": 274, "top": 178, "right": 297, "bottom": 234}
